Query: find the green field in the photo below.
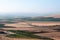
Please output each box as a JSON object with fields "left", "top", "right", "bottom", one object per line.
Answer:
{"left": 6, "top": 30, "right": 54, "bottom": 40}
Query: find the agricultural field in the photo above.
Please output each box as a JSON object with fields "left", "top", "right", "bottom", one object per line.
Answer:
{"left": 0, "top": 21, "right": 60, "bottom": 40}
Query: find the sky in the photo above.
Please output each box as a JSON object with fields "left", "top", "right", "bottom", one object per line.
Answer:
{"left": 0, "top": 0, "right": 60, "bottom": 16}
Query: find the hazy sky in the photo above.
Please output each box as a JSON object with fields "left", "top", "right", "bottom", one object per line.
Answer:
{"left": 0, "top": 0, "right": 60, "bottom": 14}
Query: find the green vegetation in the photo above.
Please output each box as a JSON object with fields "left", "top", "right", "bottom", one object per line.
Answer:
{"left": 6, "top": 30, "right": 54, "bottom": 40}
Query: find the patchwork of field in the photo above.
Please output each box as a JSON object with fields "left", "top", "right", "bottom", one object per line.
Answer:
{"left": 3, "top": 21, "right": 57, "bottom": 32}
{"left": 1, "top": 21, "right": 60, "bottom": 40}
{"left": 4, "top": 21, "right": 60, "bottom": 27}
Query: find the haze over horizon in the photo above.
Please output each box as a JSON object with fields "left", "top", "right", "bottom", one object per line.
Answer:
{"left": 0, "top": 0, "right": 60, "bottom": 16}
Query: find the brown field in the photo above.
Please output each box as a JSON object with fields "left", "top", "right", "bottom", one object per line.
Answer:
{"left": 29, "top": 21, "right": 60, "bottom": 26}
{"left": 35, "top": 32, "right": 60, "bottom": 40}
{"left": 4, "top": 22, "right": 33, "bottom": 27}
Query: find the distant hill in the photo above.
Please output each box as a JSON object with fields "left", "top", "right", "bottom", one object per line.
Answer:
{"left": 51, "top": 14, "right": 60, "bottom": 18}
{"left": 45, "top": 14, "right": 60, "bottom": 18}
{"left": 21, "top": 14, "right": 60, "bottom": 21}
